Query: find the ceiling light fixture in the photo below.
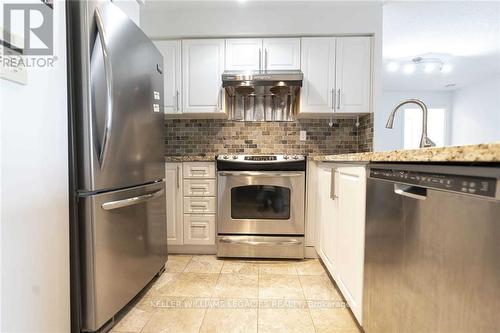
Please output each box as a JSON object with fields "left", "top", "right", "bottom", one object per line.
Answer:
{"left": 441, "top": 64, "right": 453, "bottom": 73}
{"left": 385, "top": 56, "right": 451, "bottom": 74}
{"left": 424, "top": 63, "right": 436, "bottom": 73}
{"left": 403, "top": 63, "right": 416, "bottom": 74}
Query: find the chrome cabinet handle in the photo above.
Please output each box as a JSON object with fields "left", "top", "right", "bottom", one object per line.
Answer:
{"left": 102, "top": 189, "right": 164, "bottom": 210}
{"left": 219, "top": 237, "right": 302, "bottom": 246}
{"left": 219, "top": 88, "right": 223, "bottom": 111}
{"left": 259, "top": 48, "right": 262, "bottom": 70}
{"left": 94, "top": 7, "right": 114, "bottom": 168}
{"left": 331, "top": 89, "right": 335, "bottom": 110}
{"left": 176, "top": 90, "right": 180, "bottom": 112}
{"left": 330, "top": 168, "right": 337, "bottom": 199}
{"left": 264, "top": 48, "right": 268, "bottom": 71}
{"left": 337, "top": 89, "right": 341, "bottom": 109}
{"left": 176, "top": 166, "right": 180, "bottom": 188}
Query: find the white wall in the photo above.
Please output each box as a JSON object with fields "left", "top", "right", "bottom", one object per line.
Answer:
{"left": 376, "top": 91, "right": 452, "bottom": 151}
{"left": 450, "top": 74, "right": 500, "bottom": 145}
{"left": 0, "top": 1, "right": 70, "bottom": 332}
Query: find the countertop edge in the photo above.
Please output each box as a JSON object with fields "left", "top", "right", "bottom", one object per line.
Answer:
{"left": 310, "top": 142, "right": 500, "bottom": 163}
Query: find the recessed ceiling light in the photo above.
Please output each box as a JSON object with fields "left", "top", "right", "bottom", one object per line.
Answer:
{"left": 387, "top": 62, "right": 399, "bottom": 72}
{"left": 441, "top": 64, "right": 453, "bottom": 73}
{"left": 403, "top": 63, "right": 416, "bottom": 74}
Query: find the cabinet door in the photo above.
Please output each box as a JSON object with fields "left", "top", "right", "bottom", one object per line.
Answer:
{"left": 335, "top": 37, "right": 371, "bottom": 114}
{"left": 300, "top": 37, "right": 336, "bottom": 114}
{"left": 336, "top": 166, "right": 366, "bottom": 323}
{"left": 166, "top": 163, "right": 183, "bottom": 245}
{"left": 317, "top": 164, "right": 339, "bottom": 274}
{"left": 154, "top": 40, "right": 181, "bottom": 114}
{"left": 184, "top": 214, "right": 215, "bottom": 245}
{"left": 225, "top": 39, "right": 262, "bottom": 71}
{"left": 182, "top": 39, "right": 225, "bottom": 113}
{"left": 262, "top": 38, "right": 301, "bottom": 70}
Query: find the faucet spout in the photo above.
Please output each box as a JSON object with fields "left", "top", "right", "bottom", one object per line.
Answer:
{"left": 385, "top": 99, "right": 436, "bottom": 148}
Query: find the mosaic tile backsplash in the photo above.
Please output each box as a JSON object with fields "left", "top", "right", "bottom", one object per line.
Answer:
{"left": 165, "top": 114, "right": 373, "bottom": 157}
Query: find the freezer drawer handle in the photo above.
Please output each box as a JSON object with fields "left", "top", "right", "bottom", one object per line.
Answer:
{"left": 394, "top": 184, "right": 427, "bottom": 200}
{"left": 101, "top": 189, "right": 164, "bottom": 210}
{"left": 94, "top": 7, "right": 114, "bottom": 168}
{"left": 219, "top": 237, "right": 302, "bottom": 246}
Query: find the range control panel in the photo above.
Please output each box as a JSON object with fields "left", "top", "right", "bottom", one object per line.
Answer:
{"left": 370, "top": 168, "right": 497, "bottom": 198}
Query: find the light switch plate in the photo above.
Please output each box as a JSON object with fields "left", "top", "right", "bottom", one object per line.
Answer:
{"left": 300, "top": 130, "right": 307, "bottom": 141}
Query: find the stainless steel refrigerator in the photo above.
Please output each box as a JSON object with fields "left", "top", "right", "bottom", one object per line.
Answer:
{"left": 67, "top": 1, "right": 167, "bottom": 332}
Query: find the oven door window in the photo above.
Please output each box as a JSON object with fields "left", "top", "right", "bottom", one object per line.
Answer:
{"left": 231, "top": 185, "right": 291, "bottom": 220}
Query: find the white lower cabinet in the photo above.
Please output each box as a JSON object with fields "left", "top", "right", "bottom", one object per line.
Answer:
{"left": 166, "top": 161, "right": 217, "bottom": 249}
{"left": 183, "top": 197, "right": 216, "bottom": 214}
{"left": 166, "top": 163, "right": 183, "bottom": 245}
{"left": 184, "top": 214, "right": 215, "bottom": 245}
{"left": 313, "top": 162, "right": 366, "bottom": 325}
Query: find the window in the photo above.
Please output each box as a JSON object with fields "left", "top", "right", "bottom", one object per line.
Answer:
{"left": 404, "top": 108, "right": 447, "bottom": 149}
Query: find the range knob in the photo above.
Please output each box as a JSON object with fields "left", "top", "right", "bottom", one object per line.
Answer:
{"left": 283, "top": 155, "right": 289, "bottom": 160}
{"left": 292, "top": 155, "right": 299, "bottom": 160}
{"left": 223, "top": 155, "right": 229, "bottom": 160}
{"left": 232, "top": 155, "right": 238, "bottom": 160}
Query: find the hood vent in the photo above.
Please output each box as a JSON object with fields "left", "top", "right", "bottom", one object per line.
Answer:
{"left": 222, "top": 70, "right": 303, "bottom": 121}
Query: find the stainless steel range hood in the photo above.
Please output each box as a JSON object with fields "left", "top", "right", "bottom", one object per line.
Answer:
{"left": 222, "top": 70, "right": 303, "bottom": 121}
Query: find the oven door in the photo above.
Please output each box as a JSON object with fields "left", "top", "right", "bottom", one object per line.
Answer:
{"left": 218, "top": 171, "right": 305, "bottom": 235}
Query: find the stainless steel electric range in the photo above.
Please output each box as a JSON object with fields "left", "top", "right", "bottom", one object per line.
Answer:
{"left": 216, "top": 155, "right": 306, "bottom": 259}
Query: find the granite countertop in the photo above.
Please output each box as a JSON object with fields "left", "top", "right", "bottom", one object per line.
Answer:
{"left": 311, "top": 142, "right": 500, "bottom": 163}
{"left": 165, "top": 155, "right": 216, "bottom": 162}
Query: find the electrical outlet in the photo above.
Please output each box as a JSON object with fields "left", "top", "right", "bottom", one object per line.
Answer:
{"left": 300, "top": 130, "right": 307, "bottom": 141}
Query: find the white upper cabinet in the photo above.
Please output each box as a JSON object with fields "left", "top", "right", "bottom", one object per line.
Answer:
{"left": 225, "top": 39, "right": 262, "bottom": 71}
{"left": 182, "top": 39, "right": 225, "bottom": 114}
{"left": 225, "top": 38, "right": 300, "bottom": 71}
{"left": 262, "top": 38, "right": 301, "bottom": 70}
{"left": 335, "top": 37, "right": 372, "bottom": 113}
{"left": 299, "top": 36, "right": 372, "bottom": 115}
{"left": 154, "top": 40, "right": 181, "bottom": 114}
{"left": 300, "top": 37, "right": 336, "bottom": 114}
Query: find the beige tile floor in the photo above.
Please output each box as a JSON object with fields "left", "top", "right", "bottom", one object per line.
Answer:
{"left": 111, "top": 255, "right": 360, "bottom": 333}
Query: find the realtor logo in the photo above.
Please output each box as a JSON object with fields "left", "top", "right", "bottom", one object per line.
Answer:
{"left": 3, "top": 3, "right": 53, "bottom": 55}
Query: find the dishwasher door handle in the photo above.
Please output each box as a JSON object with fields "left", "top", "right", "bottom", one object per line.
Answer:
{"left": 394, "top": 183, "right": 427, "bottom": 200}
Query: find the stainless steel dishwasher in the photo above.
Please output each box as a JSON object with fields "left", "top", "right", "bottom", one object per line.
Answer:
{"left": 363, "top": 163, "right": 500, "bottom": 333}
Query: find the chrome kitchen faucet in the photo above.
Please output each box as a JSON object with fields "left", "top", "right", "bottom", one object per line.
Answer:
{"left": 385, "top": 98, "right": 436, "bottom": 148}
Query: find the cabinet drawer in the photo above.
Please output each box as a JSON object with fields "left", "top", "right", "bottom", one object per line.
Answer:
{"left": 183, "top": 197, "right": 216, "bottom": 214}
{"left": 184, "top": 214, "right": 215, "bottom": 245}
{"left": 183, "top": 162, "right": 215, "bottom": 179}
{"left": 183, "top": 179, "right": 216, "bottom": 196}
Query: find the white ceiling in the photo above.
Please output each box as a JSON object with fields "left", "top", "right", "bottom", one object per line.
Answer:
{"left": 382, "top": 1, "right": 500, "bottom": 91}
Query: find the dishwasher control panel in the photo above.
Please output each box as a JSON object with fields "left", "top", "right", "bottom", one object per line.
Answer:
{"left": 370, "top": 168, "right": 497, "bottom": 198}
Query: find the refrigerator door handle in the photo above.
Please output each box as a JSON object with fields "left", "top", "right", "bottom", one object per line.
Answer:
{"left": 101, "top": 188, "right": 164, "bottom": 210}
{"left": 94, "top": 7, "right": 114, "bottom": 168}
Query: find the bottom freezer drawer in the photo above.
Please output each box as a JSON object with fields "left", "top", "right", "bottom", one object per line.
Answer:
{"left": 80, "top": 181, "right": 167, "bottom": 332}
{"left": 217, "top": 235, "right": 304, "bottom": 259}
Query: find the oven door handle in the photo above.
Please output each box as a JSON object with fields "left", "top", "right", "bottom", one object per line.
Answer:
{"left": 219, "top": 237, "right": 303, "bottom": 246}
{"left": 218, "top": 172, "right": 303, "bottom": 177}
